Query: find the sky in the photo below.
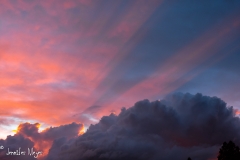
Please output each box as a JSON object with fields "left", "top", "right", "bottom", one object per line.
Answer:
{"left": 0, "top": 0, "right": 240, "bottom": 159}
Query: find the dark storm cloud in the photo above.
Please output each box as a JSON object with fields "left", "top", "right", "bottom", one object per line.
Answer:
{"left": 47, "top": 93, "right": 240, "bottom": 160}
{"left": 16, "top": 122, "right": 82, "bottom": 141}
{"left": 42, "top": 123, "right": 82, "bottom": 140}
{"left": 0, "top": 134, "right": 35, "bottom": 160}
{"left": 0, "top": 122, "right": 83, "bottom": 160}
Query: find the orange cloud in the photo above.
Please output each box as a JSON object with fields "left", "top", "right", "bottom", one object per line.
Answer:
{"left": 9, "top": 122, "right": 83, "bottom": 158}
{"left": 0, "top": 0, "right": 239, "bottom": 143}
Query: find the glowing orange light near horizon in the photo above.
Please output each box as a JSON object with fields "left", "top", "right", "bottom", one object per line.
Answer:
{"left": 36, "top": 123, "right": 41, "bottom": 129}
{"left": 235, "top": 110, "right": 240, "bottom": 116}
{"left": 12, "top": 122, "right": 41, "bottom": 134}
{"left": 12, "top": 129, "right": 17, "bottom": 134}
{"left": 78, "top": 125, "right": 85, "bottom": 136}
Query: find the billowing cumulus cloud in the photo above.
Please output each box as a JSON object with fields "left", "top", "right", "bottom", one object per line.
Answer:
{"left": 0, "top": 122, "right": 83, "bottom": 160}
{"left": 17, "top": 122, "right": 82, "bottom": 141}
{"left": 0, "top": 134, "right": 35, "bottom": 160}
{"left": 1, "top": 0, "right": 240, "bottom": 158}
{"left": 46, "top": 93, "right": 240, "bottom": 160}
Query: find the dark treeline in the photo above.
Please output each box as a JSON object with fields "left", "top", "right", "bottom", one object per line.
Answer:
{"left": 188, "top": 141, "right": 240, "bottom": 160}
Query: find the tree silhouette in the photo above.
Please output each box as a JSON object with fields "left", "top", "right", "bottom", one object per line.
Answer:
{"left": 218, "top": 141, "right": 240, "bottom": 160}
{"left": 187, "top": 157, "right": 192, "bottom": 160}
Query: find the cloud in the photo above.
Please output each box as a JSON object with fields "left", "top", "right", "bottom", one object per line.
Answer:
{"left": 0, "top": 0, "right": 240, "bottom": 137}
{"left": 0, "top": 0, "right": 163, "bottom": 130}
{"left": 16, "top": 122, "right": 82, "bottom": 141}
{"left": 0, "top": 122, "right": 83, "bottom": 160}
{"left": 1, "top": 93, "right": 240, "bottom": 159}
{"left": 0, "top": 134, "right": 35, "bottom": 160}
{"left": 45, "top": 93, "right": 240, "bottom": 160}
{"left": 0, "top": 0, "right": 240, "bottom": 157}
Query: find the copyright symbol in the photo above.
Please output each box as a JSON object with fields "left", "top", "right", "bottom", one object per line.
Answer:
{"left": 0, "top": 146, "right": 4, "bottom": 149}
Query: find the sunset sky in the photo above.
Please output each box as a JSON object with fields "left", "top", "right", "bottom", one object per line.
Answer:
{"left": 0, "top": 0, "right": 240, "bottom": 142}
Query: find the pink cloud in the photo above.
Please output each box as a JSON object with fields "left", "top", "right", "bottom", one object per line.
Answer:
{"left": 1, "top": 0, "right": 238, "bottom": 141}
